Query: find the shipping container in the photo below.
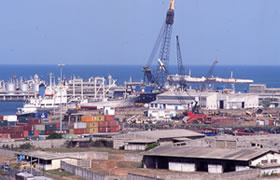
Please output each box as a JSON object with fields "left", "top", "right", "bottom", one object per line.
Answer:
{"left": 34, "top": 124, "right": 45, "bottom": 131}
{"left": 107, "top": 120, "right": 119, "bottom": 127}
{"left": 45, "top": 130, "right": 56, "bottom": 135}
{"left": 86, "top": 122, "right": 98, "bottom": 128}
{"left": 3, "top": 115, "right": 17, "bottom": 122}
{"left": 74, "top": 122, "right": 87, "bottom": 129}
{"left": 96, "top": 116, "right": 104, "bottom": 121}
{"left": 0, "top": 116, "right": 3, "bottom": 120}
{"left": 39, "top": 136, "right": 46, "bottom": 140}
{"left": 45, "top": 124, "right": 57, "bottom": 131}
{"left": 10, "top": 132, "right": 24, "bottom": 139}
{"left": 86, "top": 128, "right": 98, "bottom": 134}
{"left": 24, "top": 131, "right": 28, "bottom": 138}
{"left": 73, "top": 129, "right": 86, "bottom": 135}
{"left": 0, "top": 133, "right": 10, "bottom": 139}
{"left": 7, "top": 122, "right": 16, "bottom": 126}
{"left": 108, "top": 126, "right": 120, "bottom": 133}
{"left": 81, "top": 116, "right": 96, "bottom": 122}
{"left": 39, "top": 131, "right": 45, "bottom": 135}
{"left": 98, "top": 127, "right": 108, "bottom": 133}
{"left": 35, "top": 112, "right": 48, "bottom": 119}
{"left": 27, "top": 119, "right": 41, "bottom": 125}
{"left": 69, "top": 129, "right": 74, "bottom": 134}
{"left": 98, "top": 121, "right": 108, "bottom": 128}
{"left": 34, "top": 130, "right": 39, "bottom": 136}
{"left": 28, "top": 131, "right": 34, "bottom": 136}
{"left": 55, "top": 123, "right": 60, "bottom": 129}
{"left": 18, "top": 116, "right": 28, "bottom": 123}
{"left": 0, "top": 120, "right": 8, "bottom": 127}
{"left": 104, "top": 115, "right": 115, "bottom": 121}
{"left": 23, "top": 125, "right": 33, "bottom": 131}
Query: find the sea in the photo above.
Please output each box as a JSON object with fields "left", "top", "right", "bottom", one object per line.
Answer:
{"left": 0, "top": 64, "right": 279, "bottom": 115}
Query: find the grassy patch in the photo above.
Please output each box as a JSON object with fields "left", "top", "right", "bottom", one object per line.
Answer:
{"left": 47, "top": 169, "right": 73, "bottom": 177}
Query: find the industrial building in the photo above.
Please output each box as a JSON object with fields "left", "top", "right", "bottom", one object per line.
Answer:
{"left": 143, "top": 144, "right": 280, "bottom": 174}
{"left": 148, "top": 91, "right": 259, "bottom": 118}
{"left": 112, "top": 129, "right": 205, "bottom": 150}
{"left": 16, "top": 151, "right": 91, "bottom": 170}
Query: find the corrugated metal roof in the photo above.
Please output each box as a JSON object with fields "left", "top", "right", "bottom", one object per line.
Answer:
{"left": 144, "top": 145, "right": 275, "bottom": 161}
{"left": 119, "top": 129, "right": 205, "bottom": 140}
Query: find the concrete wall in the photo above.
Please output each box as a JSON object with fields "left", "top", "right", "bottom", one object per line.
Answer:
{"left": 0, "top": 139, "right": 67, "bottom": 149}
{"left": 61, "top": 161, "right": 104, "bottom": 180}
{"left": 251, "top": 152, "right": 280, "bottom": 166}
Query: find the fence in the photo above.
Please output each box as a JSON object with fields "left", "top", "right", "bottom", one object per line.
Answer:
{"left": 127, "top": 174, "right": 162, "bottom": 180}
{"left": 61, "top": 161, "right": 104, "bottom": 180}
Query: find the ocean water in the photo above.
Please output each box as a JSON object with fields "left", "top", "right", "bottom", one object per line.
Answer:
{"left": 0, "top": 64, "right": 279, "bottom": 115}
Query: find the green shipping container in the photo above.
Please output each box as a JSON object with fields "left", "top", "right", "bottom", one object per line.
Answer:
{"left": 45, "top": 124, "right": 56, "bottom": 131}
{"left": 31, "top": 136, "right": 39, "bottom": 141}
{"left": 39, "top": 131, "right": 45, "bottom": 135}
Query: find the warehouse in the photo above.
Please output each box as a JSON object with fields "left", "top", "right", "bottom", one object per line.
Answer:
{"left": 16, "top": 151, "right": 90, "bottom": 170}
{"left": 113, "top": 129, "right": 205, "bottom": 150}
{"left": 148, "top": 91, "right": 259, "bottom": 118}
{"left": 143, "top": 144, "right": 280, "bottom": 174}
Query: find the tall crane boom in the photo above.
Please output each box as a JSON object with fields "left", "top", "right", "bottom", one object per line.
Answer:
{"left": 176, "top": 35, "right": 186, "bottom": 89}
{"left": 202, "top": 58, "right": 219, "bottom": 91}
{"left": 143, "top": 0, "right": 175, "bottom": 87}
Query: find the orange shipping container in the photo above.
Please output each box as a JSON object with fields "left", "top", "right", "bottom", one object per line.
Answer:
{"left": 34, "top": 130, "right": 39, "bottom": 137}
{"left": 24, "top": 130, "right": 28, "bottom": 138}
{"left": 69, "top": 129, "right": 74, "bottom": 134}
{"left": 104, "top": 115, "right": 115, "bottom": 121}
{"left": 81, "top": 116, "right": 96, "bottom": 122}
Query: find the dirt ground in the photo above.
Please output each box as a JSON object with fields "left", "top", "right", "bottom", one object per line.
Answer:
{"left": 90, "top": 152, "right": 183, "bottom": 177}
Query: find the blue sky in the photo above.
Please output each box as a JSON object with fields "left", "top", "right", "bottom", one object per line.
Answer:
{"left": 0, "top": 0, "right": 279, "bottom": 65}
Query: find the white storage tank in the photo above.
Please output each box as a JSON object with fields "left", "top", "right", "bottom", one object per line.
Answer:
{"left": 7, "top": 83, "right": 16, "bottom": 95}
{"left": 20, "top": 83, "right": 28, "bottom": 92}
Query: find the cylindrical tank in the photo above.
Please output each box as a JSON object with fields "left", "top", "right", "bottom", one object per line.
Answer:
{"left": 7, "top": 83, "right": 16, "bottom": 95}
{"left": 20, "top": 83, "right": 28, "bottom": 92}
{"left": 32, "top": 84, "right": 40, "bottom": 93}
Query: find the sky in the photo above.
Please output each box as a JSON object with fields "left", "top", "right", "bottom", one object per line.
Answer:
{"left": 0, "top": 0, "right": 279, "bottom": 65}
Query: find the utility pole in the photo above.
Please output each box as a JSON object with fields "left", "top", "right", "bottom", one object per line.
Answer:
{"left": 58, "top": 64, "right": 64, "bottom": 131}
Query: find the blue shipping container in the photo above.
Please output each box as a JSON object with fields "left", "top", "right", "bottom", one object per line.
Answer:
{"left": 28, "top": 131, "right": 34, "bottom": 136}
{"left": 7, "top": 122, "right": 16, "bottom": 126}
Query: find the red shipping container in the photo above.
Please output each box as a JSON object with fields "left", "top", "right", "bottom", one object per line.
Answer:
{"left": 98, "top": 127, "right": 107, "bottom": 133}
{"left": 0, "top": 116, "right": 3, "bottom": 120}
{"left": 45, "top": 130, "right": 56, "bottom": 135}
{"left": 23, "top": 131, "right": 28, "bottom": 137}
{"left": 108, "top": 126, "right": 120, "bottom": 133}
{"left": 10, "top": 132, "right": 24, "bottom": 139}
{"left": 34, "top": 130, "right": 39, "bottom": 136}
{"left": 55, "top": 123, "right": 60, "bottom": 129}
{"left": 74, "top": 129, "right": 86, "bottom": 135}
{"left": 269, "top": 120, "right": 274, "bottom": 126}
{"left": 27, "top": 119, "right": 41, "bottom": 125}
{"left": 108, "top": 121, "right": 119, "bottom": 127}
{"left": 104, "top": 115, "right": 115, "bottom": 121}
{"left": 69, "top": 123, "right": 74, "bottom": 129}
{"left": 98, "top": 121, "right": 108, "bottom": 128}
{"left": 0, "top": 133, "right": 10, "bottom": 139}
{"left": 23, "top": 125, "right": 33, "bottom": 131}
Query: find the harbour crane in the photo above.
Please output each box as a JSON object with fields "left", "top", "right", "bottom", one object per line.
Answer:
{"left": 176, "top": 35, "right": 186, "bottom": 89}
{"left": 201, "top": 58, "right": 219, "bottom": 91}
{"left": 143, "top": 0, "right": 175, "bottom": 87}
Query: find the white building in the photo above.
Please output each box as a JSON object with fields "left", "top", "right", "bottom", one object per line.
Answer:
{"left": 148, "top": 91, "right": 259, "bottom": 118}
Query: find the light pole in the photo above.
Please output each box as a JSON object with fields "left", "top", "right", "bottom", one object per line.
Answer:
{"left": 58, "top": 64, "right": 64, "bottom": 132}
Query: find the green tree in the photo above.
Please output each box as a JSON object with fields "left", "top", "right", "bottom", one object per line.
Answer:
{"left": 46, "top": 132, "right": 63, "bottom": 140}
